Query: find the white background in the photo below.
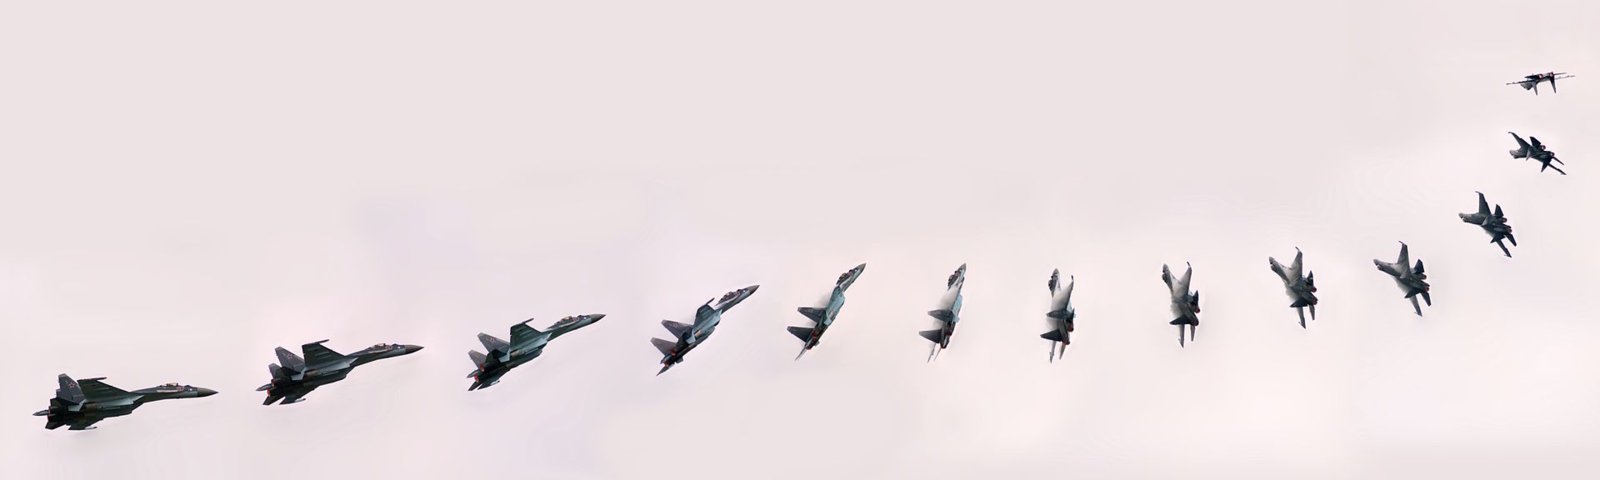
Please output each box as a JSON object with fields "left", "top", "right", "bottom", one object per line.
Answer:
{"left": 3, "top": 1, "right": 1598, "bottom": 478}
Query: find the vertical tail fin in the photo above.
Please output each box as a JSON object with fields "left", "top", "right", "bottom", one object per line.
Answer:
{"left": 55, "top": 374, "right": 85, "bottom": 404}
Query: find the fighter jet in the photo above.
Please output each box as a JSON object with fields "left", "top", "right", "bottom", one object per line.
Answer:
{"left": 1374, "top": 242, "right": 1432, "bottom": 316}
{"left": 1506, "top": 71, "right": 1574, "bottom": 95}
{"left": 1039, "top": 269, "right": 1076, "bottom": 362}
{"left": 1268, "top": 248, "right": 1319, "bottom": 328}
{"left": 1459, "top": 191, "right": 1517, "bottom": 258}
{"left": 33, "top": 374, "right": 216, "bottom": 430}
{"left": 919, "top": 263, "right": 966, "bottom": 361}
{"left": 788, "top": 263, "right": 865, "bottom": 360}
{"left": 1162, "top": 263, "right": 1201, "bottom": 347}
{"left": 1508, "top": 131, "right": 1567, "bottom": 175}
{"left": 652, "top": 285, "right": 760, "bottom": 375}
{"left": 467, "top": 314, "right": 605, "bottom": 391}
{"left": 257, "top": 340, "right": 423, "bottom": 405}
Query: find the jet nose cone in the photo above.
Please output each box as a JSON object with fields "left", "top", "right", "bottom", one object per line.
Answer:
{"left": 195, "top": 388, "right": 218, "bottom": 397}
{"left": 404, "top": 345, "right": 424, "bottom": 354}
{"left": 747, "top": 285, "right": 760, "bottom": 292}
{"left": 590, "top": 314, "right": 606, "bottom": 321}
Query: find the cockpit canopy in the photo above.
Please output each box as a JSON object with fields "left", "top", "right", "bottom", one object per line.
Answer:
{"left": 373, "top": 343, "right": 390, "bottom": 348}
{"left": 549, "top": 316, "right": 581, "bottom": 329}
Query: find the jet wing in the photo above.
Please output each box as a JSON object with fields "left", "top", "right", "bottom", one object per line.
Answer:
{"left": 301, "top": 341, "right": 346, "bottom": 368}
{"left": 1287, "top": 250, "right": 1304, "bottom": 280}
{"left": 77, "top": 378, "right": 129, "bottom": 401}
{"left": 509, "top": 320, "right": 543, "bottom": 347}
{"left": 1510, "top": 132, "right": 1532, "bottom": 151}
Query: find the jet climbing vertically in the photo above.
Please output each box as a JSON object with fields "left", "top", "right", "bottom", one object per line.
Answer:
{"left": 788, "top": 264, "right": 865, "bottom": 360}
{"left": 1162, "top": 263, "right": 1201, "bottom": 347}
{"left": 920, "top": 264, "right": 966, "bottom": 362}
{"left": 1268, "top": 248, "right": 1319, "bottom": 328}
{"left": 1040, "top": 269, "right": 1076, "bottom": 362}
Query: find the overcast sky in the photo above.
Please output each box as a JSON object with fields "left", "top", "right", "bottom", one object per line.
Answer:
{"left": 4, "top": 1, "right": 1600, "bottom": 479}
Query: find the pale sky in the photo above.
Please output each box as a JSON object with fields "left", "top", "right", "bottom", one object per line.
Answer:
{"left": 4, "top": 1, "right": 1600, "bottom": 479}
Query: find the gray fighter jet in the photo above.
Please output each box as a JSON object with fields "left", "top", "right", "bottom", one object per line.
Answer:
{"left": 789, "top": 264, "right": 866, "bottom": 360}
{"left": 468, "top": 314, "right": 605, "bottom": 391}
{"left": 1508, "top": 131, "right": 1567, "bottom": 175}
{"left": 34, "top": 374, "right": 215, "bottom": 430}
{"left": 920, "top": 264, "right": 966, "bottom": 361}
{"left": 257, "top": 340, "right": 423, "bottom": 405}
{"left": 1459, "top": 191, "right": 1517, "bottom": 258}
{"left": 1162, "top": 263, "right": 1201, "bottom": 347}
{"left": 1039, "top": 269, "right": 1076, "bottom": 362}
{"left": 1506, "top": 71, "right": 1574, "bottom": 95}
{"left": 1268, "top": 248, "right": 1319, "bottom": 328}
{"left": 1374, "top": 242, "right": 1432, "bottom": 316}
{"left": 652, "top": 285, "right": 760, "bottom": 375}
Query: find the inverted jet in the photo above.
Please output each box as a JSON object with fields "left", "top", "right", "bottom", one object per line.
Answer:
{"left": 920, "top": 264, "right": 966, "bottom": 361}
{"left": 468, "top": 314, "right": 605, "bottom": 390}
{"left": 1268, "top": 248, "right": 1319, "bottom": 328}
{"left": 652, "top": 285, "right": 760, "bottom": 375}
{"left": 1459, "top": 191, "right": 1517, "bottom": 258}
{"left": 257, "top": 340, "right": 423, "bottom": 405}
{"left": 1506, "top": 71, "right": 1573, "bottom": 95}
{"left": 34, "top": 374, "right": 215, "bottom": 430}
{"left": 1374, "top": 242, "right": 1432, "bottom": 316}
{"left": 1039, "top": 269, "right": 1076, "bottom": 362}
{"left": 1508, "top": 131, "right": 1567, "bottom": 175}
{"left": 788, "top": 264, "right": 865, "bottom": 360}
{"left": 1162, "top": 263, "right": 1201, "bottom": 347}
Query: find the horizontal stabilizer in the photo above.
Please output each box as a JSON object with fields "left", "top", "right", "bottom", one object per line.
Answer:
{"left": 1046, "top": 307, "right": 1073, "bottom": 320}
{"left": 918, "top": 329, "right": 944, "bottom": 344}
{"left": 1169, "top": 317, "right": 1196, "bottom": 325}
{"left": 787, "top": 326, "right": 815, "bottom": 343}
{"left": 661, "top": 320, "right": 693, "bottom": 339}
{"left": 469, "top": 350, "right": 488, "bottom": 368}
{"left": 797, "top": 306, "right": 827, "bottom": 323}
{"left": 927, "top": 309, "right": 955, "bottom": 323}
{"left": 1040, "top": 330, "right": 1065, "bottom": 342}
{"left": 651, "top": 337, "right": 677, "bottom": 356}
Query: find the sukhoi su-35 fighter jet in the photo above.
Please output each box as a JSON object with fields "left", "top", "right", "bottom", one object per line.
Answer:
{"left": 1374, "top": 242, "right": 1432, "bottom": 316}
{"left": 920, "top": 264, "right": 966, "bottom": 362}
{"left": 1459, "top": 191, "right": 1517, "bottom": 258}
{"left": 468, "top": 314, "right": 605, "bottom": 390}
{"left": 257, "top": 340, "right": 423, "bottom": 405}
{"left": 34, "top": 374, "right": 216, "bottom": 430}
{"left": 788, "top": 264, "right": 865, "bottom": 360}
{"left": 652, "top": 285, "right": 760, "bottom": 375}
{"left": 1268, "top": 248, "right": 1319, "bottom": 328}
{"left": 1039, "top": 269, "right": 1076, "bottom": 362}
{"left": 1508, "top": 131, "right": 1567, "bottom": 175}
{"left": 1506, "top": 71, "right": 1574, "bottom": 95}
{"left": 1162, "top": 263, "right": 1201, "bottom": 347}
